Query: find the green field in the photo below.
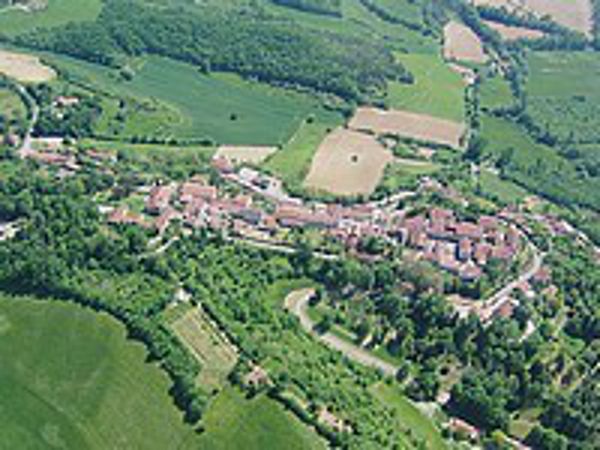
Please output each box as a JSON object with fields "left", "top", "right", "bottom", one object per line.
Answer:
{"left": 478, "top": 170, "right": 529, "bottom": 204}
{"left": 0, "top": 87, "right": 26, "bottom": 123}
{"left": 480, "top": 74, "right": 514, "bottom": 111}
{"left": 0, "top": 0, "right": 102, "bottom": 36}
{"left": 0, "top": 295, "right": 203, "bottom": 450}
{"left": 192, "top": 387, "right": 326, "bottom": 450}
{"left": 372, "top": 383, "right": 447, "bottom": 450}
{"left": 264, "top": 119, "right": 342, "bottom": 188}
{"left": 46, "top": 53, "right": 341, "bottom": 145}
{"left": 526, "top": 51, "right": 600, "bottom": 143}
{"left": 387, "top": 53, "right": 465, "bottom": 122}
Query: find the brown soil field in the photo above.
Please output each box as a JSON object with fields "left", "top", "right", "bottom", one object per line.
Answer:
{"left": 443, "top": 21, "right": 488, "bottom": 64}
{"left": 0, "top": 50, "right": 56, "bottom": 83}
{"left": 215, "top": 145, "right": 278, "bottom": 165}
{"left": 172, "top": 308, "right": 238, "bottom": 388}
{"left": 484, "top": 20, "right": 545, "bottom": 40}
{"left": 304, "top": 128, "right": 393, "bottom": 196}
{"left": 472, "top": 0, "right": 593, "bottom": 36}
{"left": 349, "top": 107, "right": 466, "bottom": 149}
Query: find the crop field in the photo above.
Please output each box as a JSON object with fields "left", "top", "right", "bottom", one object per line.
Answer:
{"left": 526, "top": 51, "right": 600, "bottom": 143}
{"left": 483, "top": 20, "right": 545, "bottom": 40}
{"left": 42, "top": 53, "right": 341, "bottom": 145}
{"left": 264, "top": 118, "right": 343, "bottom": 188}
{"left": 443, "top": 21, "right": 488, "bottom": 64}
{"left": 304, "top": 128, "right": 393, "bottom": 196}
{"left": 349, "top": 107, "right": 466, "bottom": 148}
{"left": 473, "top": 0, "right": 593, "bottom": 35}
{"left": 387, "top": 53, "right": 466, "bottom": 122}
{"left": 191, "top": 387, "right": 326, "bottom": 450}
{"left": 0, "top": 295, "right": 203, "bottom": 450}
{"left": 215, "top": 145, "right": 278, "bottom": 165}
{"left": 0, "top": 50, "right": 56, "bottom": 83}
{"left": 371, "top": 383, "right": 447, "bottom": 450}
{"left": 171, "top": 308, "right": 238, "bottom": 389}
{"left": 0, "top": 0, "right": 102, "bottom": 36}
{"left": 480, "top": 74, "right": 514, "bottom": 111}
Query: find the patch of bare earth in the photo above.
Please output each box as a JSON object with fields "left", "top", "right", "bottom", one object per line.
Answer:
{"left": 443, "top": 21, "right": 488, "bottom": 64}
{"left": 484, "top": 20, "right": 545, "bottom": 40}
{"left": 304, "top": 128, "right": 393, "bottom": 196}
{"left": 472, "top": 0, "right": 593, "bottom": 36}
{"left": 0, "top": 50, "right": 56, "bottom": 83}
{"left": 349, "top": 107, "right": 466, "bottom": 149}
{"left": 214, "top": 145, "right": 278, "bottom": 165}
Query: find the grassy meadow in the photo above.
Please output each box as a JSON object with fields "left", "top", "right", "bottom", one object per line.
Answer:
{"left": 480, "top": 74, "right": 514, "bottom": 111}
{"left": 387, "top": 53, "right": 465, "bottom": 122}
{"left": 0, "top": 0, "right": 102, "bottom": 36}
{"left": 192, "top": 388, "right": 326, "bottom": 450}
{"left": 0, "top": 295, "right": 203, "bottom": 450}
{"left": 0, "top": 87, "right": 26, "bottom": 122}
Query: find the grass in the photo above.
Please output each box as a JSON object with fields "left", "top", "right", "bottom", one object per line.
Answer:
{"left": 478, "top": 170, "right": 529, "bottom": 204}
{"left": 171, "top": 308, "right": 238, "bottom": 389}
{"left": 387, "top": 53, "right": 465, "bottom": 122}
{"left": 480, "top": 74, "right": 514, "bottom": 111}
{"left": 264, "top": 118, "right": 342, "bottom": 187}
{"left": 191, "top": 387, "right": 326, "bottom": 450}
{"left": 0, "top": 87, "right": 26, "bottom": 122}
{"left": 378, "top": 158, "right": 439, "bottom": 193}
{"left": 0, "top": 0, "right": 102, "bottom": 36}
{"left": 371, "top": 383, "right": 448, "bottom": 450}
{"left": 0, "top": 295, "right": 203, "bottom": 450}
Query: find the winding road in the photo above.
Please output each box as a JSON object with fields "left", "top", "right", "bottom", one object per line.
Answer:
{"left": 284, "top": 288, "right": 398, "bottom": 376}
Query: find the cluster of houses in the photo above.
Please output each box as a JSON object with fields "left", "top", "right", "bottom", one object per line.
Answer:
{"left": 107, "top": 158, "right": 523, "bottom": 285}
{"left": 398, "top": 208, "right": 522, "bottom": 281}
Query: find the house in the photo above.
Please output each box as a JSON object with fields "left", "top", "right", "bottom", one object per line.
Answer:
{"left": 448, "top": 417, "right": 480, "bottom": 441}
{"left": 212, "top": 156, "right": 234, "bottom": 173}
{"left": 244, "top": 364, "right": 271, "bottom": 388}
{"left": 53, "top": 95, "right": 80, "bottom": 108}
{"left": 455, "top": 222, "right": 483, "bottom": 241}
{"left": 108, "top": 206, "right": 148, "bottom": 228}
{"left": 458, "top": 238, "right": 473, "bottom": 262}
{"left": 459, "top": 262, "right": 482, "bottom": 281}
{"left": 155, "top": 207, "right": 180, "bottom": 234}
{"left": 146, "top": 185, "right": 174, "bottom": 214}
{"left": 493, "top": 299, "right": 515, "bottom": 320}
{"left": 179, "top": 182, "right": 217, "bottom": 203}
{"left": 474, "top": 242, "right": 492, "bottom": 266}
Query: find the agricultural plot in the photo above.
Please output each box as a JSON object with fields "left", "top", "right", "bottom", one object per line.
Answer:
{"left": 443, "top": 21, "right": 488, "bottom": 64}
{"left": 0, "top": 87, "right": 26, "bottom": 122}
{"left": 483, "top": 20, "right": 545, "bottom": 41}
{"left": 480, "top": 74, "right": 515, "bottom": 111}
{"left": 526, "top": 51, "right": 600, "bottom": 143}
{"left": 171, "top": 308, "right": 238, "bottom": 388}
{"left": 349, "top": 107, "right": 466, "bottom": 149}
{"left": 304, "top": 127, "right": 393, "bottom": 196}
{"left": 472, "top": 0, "right": 593, "bottom": 36}
{"left": 0, "top": 50, "right": 55, "bottom": 83}
{"left": 215, "top": 145, "right": 278, "bottom": 165}
{"left": 387, "top": 53, "right": 466, "bottom": 122}
{"left": 0, "top": 0, "right": 102, "bottom": 36}
{"left": 191, "top": 387, "right": 326, "bottom": 450}
{"left": 0, "top": 295, "right": 202, "bottom": 450}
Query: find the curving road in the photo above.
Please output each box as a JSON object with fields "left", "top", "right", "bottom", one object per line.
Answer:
{"left": 285, "top": 288, "right": 398, "bottom": 377}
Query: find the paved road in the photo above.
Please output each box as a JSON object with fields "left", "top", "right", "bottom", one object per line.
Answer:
{"left": 285, "top": 288, "right": 398, "bottom": 377}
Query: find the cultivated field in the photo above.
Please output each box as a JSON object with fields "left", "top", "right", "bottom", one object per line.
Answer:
{"left": 304, "top": 127, "right": 393, "bottom": 196}
{"left": 443, "top": 21, "right": 488, "bottom": 64}
{"left": 472, "top": 0, "right": 593, "bottom": 35}
{"left": 484, "top": 20, "right": 545, "bottom": 40}
{"left": 215, "top": 145, "right": 278, "bottom": 165}
{"left": 387, "top": 53, "right": 466, "bottom": 122}
{"left": 192, "top": 387, "right": 326, "bottom": 450}
{"left": 0, "top": 50, "right": 56, "bottom": 83}
{"left": 172, "top": 307, "right": 238, "bottom": 388}
{"left": 0, "top": 0, "right": 102, "bottom": 36}
{"left": 0, "top": 295, "right": 202, "bottom": 450}
{"left": 349, "top": 107, "right": 466, "bottom": 148}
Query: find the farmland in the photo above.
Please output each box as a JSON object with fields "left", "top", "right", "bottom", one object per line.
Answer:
{"left": 171, "top": 307, "right": 238, "bottom": 389}
{"left": 526, "top": 51, "right": 600, "bottom": 143}
{"left": 0, "top": 295, "right": 203, "bottom": 450}
{"left": 215, "top": 145, "right": 278, "bottom": 166}
{"left": 483, "top": 20, "right": 545, "bottom": 40}
{"left": 387, "top": 53, "right": 466, "bottom": 122}
{"left": 349, "top": 107, "right": 466, "bottom": 148}
{"left": 443, "top": 21, "right": 488, "bottom": 64}
{"left": 304, "top": 128, "right": 393, "bottom": 196}
{"left": 192, "top": 387, "right": 326, "bottom": 450}
{"left": 0, "top": 0, "right": 102, "bottom": 36}
{"left": 0, "top": 49, "right": 56, "bottom": 83}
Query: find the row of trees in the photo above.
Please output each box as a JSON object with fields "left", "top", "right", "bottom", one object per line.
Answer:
{"left": 271, "top": 0, "right": 341, "bottom": 17}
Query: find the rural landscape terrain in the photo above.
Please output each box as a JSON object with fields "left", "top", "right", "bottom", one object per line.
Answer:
{"left": 0, "top": 0, "right": 599, "bottom": 449}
